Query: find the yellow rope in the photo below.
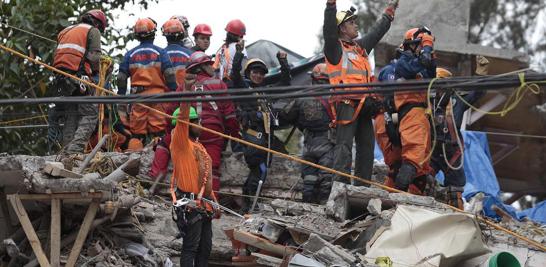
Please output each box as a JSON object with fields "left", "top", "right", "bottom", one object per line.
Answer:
{"left": 0, "top": 115, "right": 48, "bottom": 125}
{"left": 1, "top": 43, "right": 545, "bottom": 252}
{"left": 454, "top": 73, "right": 544, "bottom": 116}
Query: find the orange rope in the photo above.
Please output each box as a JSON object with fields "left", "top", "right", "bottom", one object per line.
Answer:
{"left": 1, "top": 43, "right": 544, "bottom": 252}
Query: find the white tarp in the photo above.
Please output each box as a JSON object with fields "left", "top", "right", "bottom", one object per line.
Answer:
{"left": 365, "top": 205, "right": 490, "bottom": 267}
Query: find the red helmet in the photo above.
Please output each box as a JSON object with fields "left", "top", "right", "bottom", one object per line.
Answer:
{"left": 134, "top": 18, "right": 157, "bottom": 37}
{"left": 311, "top": 63, "right": 329, "bottom": 80}
{"left": 162, "top": 18, "right": 184, "bottom": 36}
{"left": 187, "top": 51, "right": 213, "bottom": 71}
{"left": 193, "top": 24, "right": 212, "bottom": 37}
{"left": 84, "top": 9, "right": 107, "bottom": 33}
{"left": 225, "top": 19, "right": 246, "bottom": 37}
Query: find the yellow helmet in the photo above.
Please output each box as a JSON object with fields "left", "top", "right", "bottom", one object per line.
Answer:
{"left": 436, "top": 68, "right": 453, "bottom": 78}
{"left": 336, "top": 7, "right": 357, "bottom": 26}
{"left": 244, "top": 58, "right": 268, "bottom": 78}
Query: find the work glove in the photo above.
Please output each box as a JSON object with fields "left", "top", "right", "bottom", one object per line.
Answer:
{"left": 326, "top": 0, "right": 336, "bottom": 5}
{"left": 395, "top": 162, "right": 417, "bottom": 191}
{"left": 419, "top": 45, "right": 434, "bottom": 69}
{"left": 384, "top": 0, "right": 399, "bottom": 21}
{"left": 475, "top": 55, "right": 490, "bottom": 76}
{"left": 235, "top": 39, "right": 245, "bottom": 53}
{"left": 277, "top": 50, "right": 287, "bottom": 60}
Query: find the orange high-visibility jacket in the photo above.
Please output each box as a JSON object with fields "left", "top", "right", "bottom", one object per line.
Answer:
{"left": 53, "top": 23, "right": 93, "bottom": 75}
{"left": 326, "top": 40, "right": 372, "bottom": 100}
{"left": 170, "top": 103, "right": 215, "bottom": 208}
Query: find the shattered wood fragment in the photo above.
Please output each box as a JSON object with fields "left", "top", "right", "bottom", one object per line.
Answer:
{"left": 233, "top": 230, "right": 296, "bottom": 257}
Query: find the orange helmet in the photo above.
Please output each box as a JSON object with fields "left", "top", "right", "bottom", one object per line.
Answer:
{"left": 403, "top": 26, "right": 432, "bottom": 45}
{"left": 225, "top": 19, "right": 246, "bottom": 37}
{"left": 126, "top": 138, "right": 144, "bottom": 152}
{"left": 436, "top": 68, "right": 453, "bottom": 78}
{"left": 311, "top": 63, "right": 329, "bottom": 80}
{"left": 193, "top": 23, "right": 212, "bottom": 37}
{"left": 162, "top": 18, "right": 184, "bottom": 36}
{"left": 134, "top": 18, "right": 157, "bottom": 37}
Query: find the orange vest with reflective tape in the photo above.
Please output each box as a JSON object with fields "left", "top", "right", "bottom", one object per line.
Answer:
{"left": 326, "top": 40, "right": 372, "bottom": 100}
{"left": 53, "top": 23, "right": 92, "bottom": 75}
{"left": 213, "top": 44, "right": 231, "bottom": 81}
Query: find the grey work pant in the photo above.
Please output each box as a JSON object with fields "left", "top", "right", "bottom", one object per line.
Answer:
{"left": 332, "top": 100, "right": 375, "bottom": 186}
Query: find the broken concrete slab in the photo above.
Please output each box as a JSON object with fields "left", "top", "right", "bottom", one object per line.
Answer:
{"left": 367, "top": 198, "right": 382, "bottom": 216}
{"left": 43, "top": 161, "right": 83, "bottom": 178}
{"left": 270, "top": 199, "right": 325, "bottom": 216}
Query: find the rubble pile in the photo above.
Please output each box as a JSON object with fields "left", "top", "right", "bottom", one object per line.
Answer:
{"left": 0, "top": 151, "right": 545, "bottom": 267}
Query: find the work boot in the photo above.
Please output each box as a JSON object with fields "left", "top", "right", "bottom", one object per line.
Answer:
{"left": 408, "top": 184, "right": 424, "bottom": 195}
{"left": 395, "top": 163, "right": 417, "bottom": 191}
{"left": 447, "top": 186, "right": 465, "bottom": 209}
{"left": 384, "top": 176, "right": 396, "bottom": 189}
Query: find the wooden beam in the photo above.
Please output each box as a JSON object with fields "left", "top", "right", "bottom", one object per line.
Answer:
{"left": 7, "top": 195, "right": 50, "bottom": 267}
{"left": 16, "top": 192, "right": 103, "bottom": 201}
{"left": 65, "top": 200, "right": 99, "bottom": 267}
{"left": 50, "top": 199, "right": 61, "bottom": 267}
{"left": 233, "top": 230, "right": 296, "bottom": 257}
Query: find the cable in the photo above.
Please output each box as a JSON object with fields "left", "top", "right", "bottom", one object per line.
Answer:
{"left": 0, "top": 22, "right": 57, "bottom": 43}
{"left": 1, "top": 42, "right": 546, "bottom": 252}
{"left": 0, "top": 115, "right": 47, "bottom": 125}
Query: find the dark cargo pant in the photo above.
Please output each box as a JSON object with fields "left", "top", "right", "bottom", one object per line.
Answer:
{"left": 332, "top": 100, "right": 376, "bottom": 186}
{"left": 47, "top": 77, "right": 98, "bottom": 154}
{"left": 301, "top": 131, "right": 334, "bottom": 204}
{"left": 179, "top": 210, "right": 212, "bottom": 267}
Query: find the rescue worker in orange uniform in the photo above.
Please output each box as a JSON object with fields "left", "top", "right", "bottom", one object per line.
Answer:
{"left": 192, "top": 24, "right": 213, "bottom": 53}
{"left": 48, "top": 9, "right": 107, "bottom": 154}
{"left": 323, "top": 0, "right": 398, "bottom": 185}
{"left": 162, "top": 18, "right": 193, "bottom": 92}
{"left": 186, "top": 51, "right": 241, "bottom": 192}
{"left": 170, "top": 73, "right": 220, "bottom": 266}
{"left": 213, "top": 19, "right": 247, "bottom": 81}
{"left": 375, "top": 27, "right": 436, "bottom": 195}
{"left": 117, "top": 18, "right": 177, "bottom": 150}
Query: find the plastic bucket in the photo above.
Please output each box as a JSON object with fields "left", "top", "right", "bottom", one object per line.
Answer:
{"left": 488, "top": 252, "right": 521, "bottom": 267}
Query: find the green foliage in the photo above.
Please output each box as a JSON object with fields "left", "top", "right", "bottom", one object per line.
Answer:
{"left": 0, "top": 0, "right": 155, "bottom": 155}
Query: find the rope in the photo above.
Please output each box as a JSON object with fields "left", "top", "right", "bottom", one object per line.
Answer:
{"left": 0, "top": 115, "right": 47, "bottom": 125}
{"left": 454, "top": 73, "right": 544, "bottom": 117}
{"left": 1, "top": 43, "right": 545, "bottom": 252}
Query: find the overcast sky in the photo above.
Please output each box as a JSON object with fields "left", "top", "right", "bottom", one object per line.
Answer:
{"left": 114, "top": 0, "right": 355, "bottom": 57}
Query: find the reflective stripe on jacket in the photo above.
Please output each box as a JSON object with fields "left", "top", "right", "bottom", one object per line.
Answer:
{"left": 326, "top": 40, "right": 372, "bottom": 100}
{"left": 53, "top": 24, "right": 92, "bottom": 75}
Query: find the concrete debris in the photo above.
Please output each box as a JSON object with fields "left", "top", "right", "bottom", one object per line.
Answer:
{"left": 367, "top": 198, "right": 382, "bottom": 216}
{"left": 0, "top": 151, "right": 545, "bottom": 267}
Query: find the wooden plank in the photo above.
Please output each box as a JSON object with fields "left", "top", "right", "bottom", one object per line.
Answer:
{"left": 50, "top": 199, "right": 61, "bottom": 267}
{"left": 233, "top": 230, "right": 296, "bottom": 257}
{"left": 65, "top": 200, "right": 99, "bottom": 267}
{"left": 17, "top": 192, "right": 103, "bottom": 201}
{"left": 7, "top": 195, "right": 50, "bottom": 267}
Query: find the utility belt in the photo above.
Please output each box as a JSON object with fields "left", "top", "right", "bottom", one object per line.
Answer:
{"left": 384, "top": 102, "right": 427, "bottom": 147}
{"left": 303, "top": 129, "right": 330, "bottom": 138}
{"left": 245, "top": 128, "right": 266, "bottom": 140}
{"left": 171, "top": 189, "right": 210, "bottom": 239}
{"left": 130, "top": 86, "right": 146, "bottom": 94}
{"left": 53, "top": 73, "right": 93, "bottom": 97}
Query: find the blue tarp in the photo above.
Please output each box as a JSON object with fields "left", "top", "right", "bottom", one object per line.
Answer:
{"left": 373, "top": 130, "right": 546, "bottom": 224}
